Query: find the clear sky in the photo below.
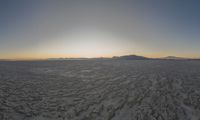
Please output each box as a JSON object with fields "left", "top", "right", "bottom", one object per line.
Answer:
{"left": 0, "top": 0, "right": 200, "bottom": 59}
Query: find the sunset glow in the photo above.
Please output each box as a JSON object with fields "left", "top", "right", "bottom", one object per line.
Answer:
{"left": 0, "top": 0, "right": 200, "bottom": 59}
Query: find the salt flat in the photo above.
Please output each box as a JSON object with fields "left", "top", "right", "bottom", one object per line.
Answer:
{"left": 0, "top": 60, "right": 200, "bottom": 120}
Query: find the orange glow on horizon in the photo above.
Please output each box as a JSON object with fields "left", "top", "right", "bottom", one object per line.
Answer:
{"left": 1, "top": 51, "right": 200, "bottom": 60}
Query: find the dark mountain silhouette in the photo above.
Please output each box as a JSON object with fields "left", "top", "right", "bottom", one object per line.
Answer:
{"left": 46, "top": 55, "right": 200, "bottom": 61}
{"left": 112, "top": 55, "right": 149, "bottom": 60}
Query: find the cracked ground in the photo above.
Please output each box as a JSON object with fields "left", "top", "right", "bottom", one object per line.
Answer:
{"left": 0, "top": 60, "right": 200, "bottom": 120}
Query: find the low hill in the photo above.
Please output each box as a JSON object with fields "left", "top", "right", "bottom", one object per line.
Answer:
{"left": 112, "top": 55, "right": 149, "bottom": 60}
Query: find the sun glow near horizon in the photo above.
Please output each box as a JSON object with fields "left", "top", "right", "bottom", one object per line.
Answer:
{"left": 29, "top": 29, "right": 145, "bottom": 59}
{"left": 0, "top": 1, "right": 200, "bottom": 59}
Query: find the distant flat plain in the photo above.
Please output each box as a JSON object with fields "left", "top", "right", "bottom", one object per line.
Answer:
{"left": 0, "top": 60, "right": 200, "bottom": 120}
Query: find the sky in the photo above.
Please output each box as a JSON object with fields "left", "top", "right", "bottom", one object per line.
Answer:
{"left": 0, "top": 0, "right": 200, "bottom": 59}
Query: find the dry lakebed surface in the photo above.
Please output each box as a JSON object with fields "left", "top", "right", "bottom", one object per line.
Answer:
{"left": 0, "top": 60, "right": 200, "bottom": 120}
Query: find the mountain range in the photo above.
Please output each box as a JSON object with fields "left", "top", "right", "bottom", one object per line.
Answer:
{"left": 2, "top": 55, "right": 198, "bottom": 61}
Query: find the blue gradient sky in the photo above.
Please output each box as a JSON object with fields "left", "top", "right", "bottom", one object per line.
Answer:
{"left": 0, "top": 0, "right": 200, "bottom": 59}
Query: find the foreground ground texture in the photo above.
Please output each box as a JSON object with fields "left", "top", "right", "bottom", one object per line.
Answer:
{"left": 0, "top": 60, "right": 200, "bottom": 120}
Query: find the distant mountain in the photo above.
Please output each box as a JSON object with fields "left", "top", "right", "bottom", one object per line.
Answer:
{"left": 47, "top": 55, "right": 149, "bottom": 61}
{"left": 46, "top": 55, "right": 199, "bottom": 61}
{"left": 162, "top": 56, "right": 186, "bottom": 60}
{"left": 112, "top": 55, "right": 149, "bottom": 60}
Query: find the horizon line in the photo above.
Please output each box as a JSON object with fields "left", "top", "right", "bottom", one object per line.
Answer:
{"left": 1, "top": 54, "right": 200, "bottom": 61}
